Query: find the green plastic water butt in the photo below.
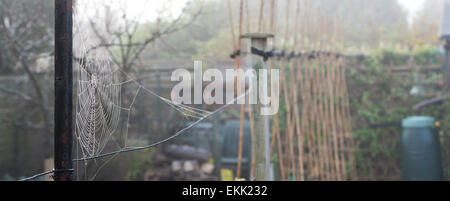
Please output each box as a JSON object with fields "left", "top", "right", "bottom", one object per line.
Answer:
{"left": 220, "top": 120, "right": 252, "bottom": 179}
{"left": 401, "top": 116, "right": 443, "bottom": 181}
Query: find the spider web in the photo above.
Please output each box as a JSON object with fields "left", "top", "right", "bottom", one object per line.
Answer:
{"left": 72, "top": 5, "right": 243, "bottom": 180}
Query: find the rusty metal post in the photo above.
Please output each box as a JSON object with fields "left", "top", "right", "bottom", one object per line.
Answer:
{"left": 54, "top": 0, "right": 73, "bottom": 181}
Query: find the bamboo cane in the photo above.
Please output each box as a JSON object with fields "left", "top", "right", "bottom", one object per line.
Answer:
{"left": 247, "top": 104, "right": 255, "bottom": 180}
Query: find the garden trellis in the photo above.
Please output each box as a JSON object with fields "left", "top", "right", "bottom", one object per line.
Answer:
{"left": 227, "top": 0, "right": 355, "bottom": 181}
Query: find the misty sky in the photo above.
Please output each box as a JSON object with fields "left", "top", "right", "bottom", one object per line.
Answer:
{"left": 79, "top": 0, "right": 427, "bottom": 24}
{"left": 398, "top": 0, "right": 427, "bottom": 24}
{"left": 77, "top": 0, "right": 189, "bottom": 22}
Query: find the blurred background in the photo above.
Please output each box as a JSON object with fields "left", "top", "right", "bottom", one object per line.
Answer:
{"left": 0, "top": 0, "right": 449, "bottom": 181}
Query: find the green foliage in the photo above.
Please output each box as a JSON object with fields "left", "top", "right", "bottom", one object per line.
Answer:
{"left": 440, "top": 100, "right": 450, "bottom": 180}
{"left": 347, "top": 47, "right": 444, "bottom": 180}
{"left": 123, "top": 140, "right": 156, "bottom": 181}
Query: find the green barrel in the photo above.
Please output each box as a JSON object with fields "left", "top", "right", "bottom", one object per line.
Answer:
{"left": 220, "top": 120, "right": 251, "bottom": 179}
{"left": 401, "top": 116, "right": 442, "bottom": 181}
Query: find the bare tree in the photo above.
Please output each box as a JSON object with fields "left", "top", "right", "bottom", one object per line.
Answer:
{"left": 0, "top": 0, "right": 54, "bottom": 177}
{"left": 78, "top": 0, "right": 202, "bottom": 74}
{"left": 0, "top": 0, "right": 53, "bottom": 133}
{"left": 412, "top": 0, "right": 443, "bottom": 45}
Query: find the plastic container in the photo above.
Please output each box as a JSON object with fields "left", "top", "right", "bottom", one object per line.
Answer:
{"left": 401, "top": 116, "right": 442, "bottom": 181}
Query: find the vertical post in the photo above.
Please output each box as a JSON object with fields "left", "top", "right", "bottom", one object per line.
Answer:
{"left": 442, "top": 0, "right": 450, "bottom": 92}
{"left": 156, "top": 72, "right": 162, "bottom": 136}
{"left": 212, "top": 115, "right": 222, "bottom": 178}
{"left": 242, "top": 33, "right": 274, "bottom": 181}
{"left": 54, "top": 0, "right": 73, "bottom": 181}
{"left": 445, "top": 39, "right": 450, "bottom": 93}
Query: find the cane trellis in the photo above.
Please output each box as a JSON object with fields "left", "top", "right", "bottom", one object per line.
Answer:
{"left": 227, "top": 0, "right": 356, "bottom": 181}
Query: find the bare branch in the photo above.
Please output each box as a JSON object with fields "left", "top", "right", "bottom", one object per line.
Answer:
{"left": 0, "top": 86, "right": 32, "bottom": 101}
{"left": 84, "top": 0, "right": 203, "bottom": 72}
